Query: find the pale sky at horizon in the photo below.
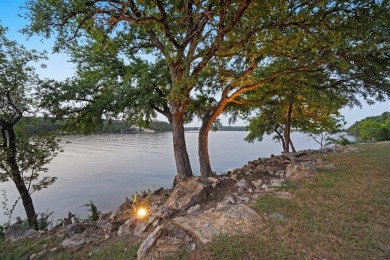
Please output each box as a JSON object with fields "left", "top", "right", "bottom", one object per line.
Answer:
{"left": 1, "top": 0, "right": 389, "bottom": 127}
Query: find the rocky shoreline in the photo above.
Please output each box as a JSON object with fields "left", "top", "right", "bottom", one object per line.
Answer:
{"left": 4, "top": 145, "right": 359, "bottom": 259}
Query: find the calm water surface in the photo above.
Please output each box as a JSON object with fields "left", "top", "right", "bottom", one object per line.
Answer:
{"left": 0, "top": 131, "right": 319, "bottom": 223}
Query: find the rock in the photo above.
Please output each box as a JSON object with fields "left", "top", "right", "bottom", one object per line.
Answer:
{"left": 248, "top": 188, "right": 253, "bottom": 193}
{"left": 270, "top": 179, "right": 285, "bottom": 188}
{"left": 155, "top": 207, "right": 172, "bottom": 220}
{"left": 187, "top": 204, "right": 202, "bottom": 215}
{"left": 5, "top": 224, "right": 37, "bottom": 241}
{"left": 151, "top": 227, "right": 193, "bottom": 258}
{"left": 133, "top": 221, "right": 149, "bottom": 237}
{"left": 61, "top": 233, "right": 100, "bottom": 248}
{"left": 268, "top": 212, "right": 287, "bottom": 222}
{"left": 285, "top": 166, "right": 293, "bottom": 177}
{"left": 29, "top": 253, "right": 37, "bottom": 259}
{"left": 237, "top": 196, "right": 251, "bottom": 203}
{"left": 152, "top": 219, "right": 160, "bottom": 229}
{"left": 36, "top": 250, "right": 47, "bottom": 258}
{"left": 65, "top": 223, "right": 86, "bottom": 235}
{"left": 237, "top": 186, "right": 245, "bottom": 194}
{"left": 116, "top": 198, "right": 133, "bottom": 220}
{"left": 261, "top": 184, "right": 268, "bottom": 189}
{"left": 276, "top": 170, "right": 286, "bottom": 178}
{"left": 152, "top": 187, "right": 165, "bottom": 196}
{"left": 165, "top": 178, "right": 208, "bottom": 211}
{"left": 97, "top": 220, "right": 117, "bottom": 235}
{"left": 207, "top": 177, "right": 219, "bottom": 184}
{"left": 300, "top": 162, "right": 316, "bottom": 172}
{"left": 137, "top": 225, "right": 164, "bottom": 260}
{"left": 49, "top": 247, "right": 58, "bottom": 253}
{"left": 221, "top": 194, "right": 250, "bottom": 205}
{"left": 316, "top": 159, "right": 324, "bottom": 164}
{"left": 251, "top": 179, "right": 263, "bottom": 188}
{"left": 274, "top": 191, "right": 292, "bottom": 199}
{"left": 99, "top": 211, "right": 114, "bottom": 221}
{"left": 173, "top": 204, "right": 261, "bottom": 244}
{"left": 117, "top": 218, "right": 136, "bottom": 236}
{"left": 236, "top": 179, "right": 250, "bottom": 190}
{"left": 319, "top": 164, "right": 336, "bottom": 169}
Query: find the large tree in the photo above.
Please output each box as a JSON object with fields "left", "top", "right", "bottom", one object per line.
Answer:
{"left": 25, "top": 0, "right": 390, "bottom": 178}
{"left": 0, "top": 26, "right": 61, "bottom": 226}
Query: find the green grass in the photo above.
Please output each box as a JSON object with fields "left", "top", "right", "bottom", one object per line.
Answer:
{"left": 209, "top": 143, "right": 390, "bottom": 259}
{"left": 0, "top": 234, "right": 141, "bottom": 260}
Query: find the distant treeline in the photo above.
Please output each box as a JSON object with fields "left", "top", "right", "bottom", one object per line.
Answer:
{"left": 185, "top": 126, "right": 247, "bottom": 131}
{"left": 347, "top": 112, "right": 390, "bottom": 142}
{"left": 15, "top": 117, "right": 172, "bottom": 135}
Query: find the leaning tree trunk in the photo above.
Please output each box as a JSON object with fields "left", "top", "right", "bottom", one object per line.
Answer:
{"left": 7, "top": 128, "right": 36, "bottom": 226}
{"left": 198, "top": 118, "right": 213, "bottom": 177}
{"left": 171, "top": 111, "right": 193, "bottom": 177}
{"left": 289, "top": 139, "right": 297, "bottom": 153}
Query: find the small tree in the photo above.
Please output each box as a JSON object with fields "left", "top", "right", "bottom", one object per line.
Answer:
{"left": 0, "top": 25, "right": 61, "bottom": 227}
{"left": 244, "top": 72, "right": 347, "bottom": 153}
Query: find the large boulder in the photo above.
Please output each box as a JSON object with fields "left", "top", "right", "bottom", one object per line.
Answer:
{"left": 5, "top": 224, "right": 37, "bottom": 241}
{"left": 165, "top": 178, "right": 208, "bottom": 211}
{"left": 173, "top": 204, "right": 261, "bottom": 244}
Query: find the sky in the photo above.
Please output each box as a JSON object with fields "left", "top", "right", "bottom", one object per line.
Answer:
{"left": 0, "top": 0, "right": 389, "bottom": 127}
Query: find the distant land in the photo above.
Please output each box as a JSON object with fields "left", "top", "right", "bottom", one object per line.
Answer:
{"left": 16, "top": 117, "right": 247, "bottom": 135}
{"left": 184, "top": 126, "right": 247, "bottom": 131}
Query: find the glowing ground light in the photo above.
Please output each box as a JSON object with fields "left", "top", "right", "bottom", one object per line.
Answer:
{"left": 137, "top": 207, "right": 148, "bottom": 218}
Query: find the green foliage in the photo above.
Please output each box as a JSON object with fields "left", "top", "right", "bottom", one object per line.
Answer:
{"left": 347, "top": 112, "right": 390, "bottom": 142}
{"left": 24, "top": 0, "right": 390, "bottom": 178}
{"left": 13, "top": 210, "right": 54, "bottom": 231}
{"left": 1, "top": 190, "right": 20, "bottom": 225}
{"left": 326, "top": 135, "right": 354, "bottom": 146}
{"left": 84, "top": 201, "right": 100, "bottom": 222}
{"left": 0, "top": 135, "right": 62, "bottom": 192}
{"left": 144, "top": 121, "right": 172, "bottom": 132}
{"left": 0, "top": 224, "right": 4, "bottom": 240}
{"left": 0, "top": 23, "right": 62, "bottom": 224}
{"left": 32, "top": 211, "right": 53, "bottom": 231}
{"left": 244, "top": 80, "right": 347, "bottom": 151}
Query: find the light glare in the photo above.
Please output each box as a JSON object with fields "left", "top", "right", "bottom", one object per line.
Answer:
{"left": 137, "top": 207, "right": 147, "bottom": 218}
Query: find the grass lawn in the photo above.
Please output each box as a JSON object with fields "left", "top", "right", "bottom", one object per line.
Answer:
{"left": 209, "top": 143, "right": 390, "bottom": 259}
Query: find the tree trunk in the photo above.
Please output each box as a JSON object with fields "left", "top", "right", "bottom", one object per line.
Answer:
{"left": 289, "top": 138, "right": 297, "bottom": 153}
{"left": 274, "top": 127, "right": 286, "bottom": 153}
{"left": 7, "top": 128, "right": 36, "bottom": 226}
{"left": 198, "top": 119, "right": 213, "bottom": 177}
{"left": 1, "top": 128, "right": 7, "bottom": 147}
{"left": 171, "top": 111, "right": 193, "bottom": 177}
{"left": 284, "top": 102, "right": 294, "bottom": 153}
{"left": 283, "top": 127, "right": 290, "bottom": 153}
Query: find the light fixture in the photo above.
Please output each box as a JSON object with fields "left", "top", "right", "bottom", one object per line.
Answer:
{"left": 136, "top": 207, "right": 148, "bottom": 218}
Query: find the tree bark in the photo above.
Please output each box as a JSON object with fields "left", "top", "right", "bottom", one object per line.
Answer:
{"left": 1, "top": 127, "right": 7, "bottom": 147}
{"left": 6, "top": 127, "right": 36, "bottom": 226}
{"left": 198, "top": 118, "right": 213, "bottom": 177}
{"left": 283, "top": 102, "right": 294, "bottom": 153}
{"left": 171, "top": 111, "right": 193, "bottom": 177}
{"left": 289, "top": 138, "right": 297, "bottom": 153}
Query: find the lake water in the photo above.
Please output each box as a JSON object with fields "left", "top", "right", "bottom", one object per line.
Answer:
{"left": 0, "top": 131, "right": 320, "bottom": 224}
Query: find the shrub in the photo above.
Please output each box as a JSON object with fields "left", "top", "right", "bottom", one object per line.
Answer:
{"left": 84, "top": 201, "right": 100, "bottom": 221}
